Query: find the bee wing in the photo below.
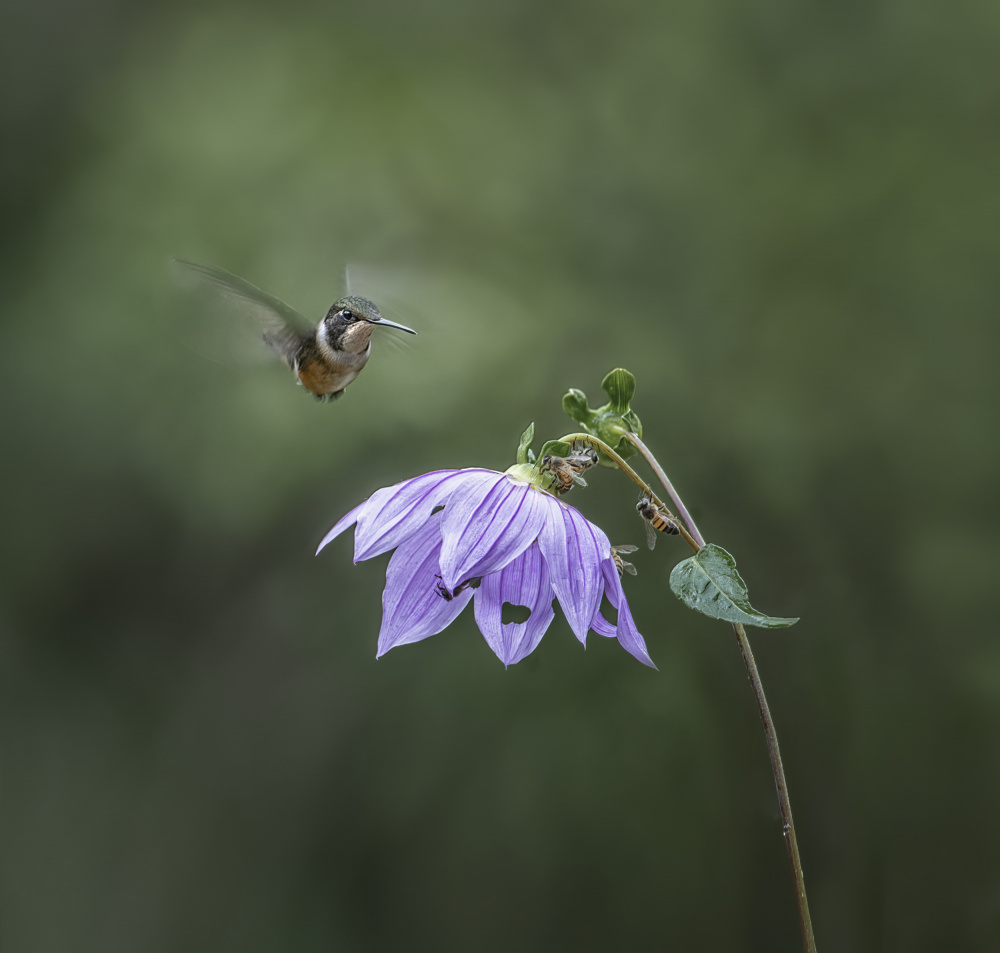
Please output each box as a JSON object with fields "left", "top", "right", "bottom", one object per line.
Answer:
{"left": 614, "top": 544, "right": 638, "bottom": 554}
{"left": 622, "top": 561, "right": 638, "bottom": 576}
{"left": 174, "top": 259, "right": 311, "bottom": 365}
{"left": 644, "top": 519, "right": 658, "bottom": 550}
{"left": 570, "top": 472, "right": 588, "bottom": 487}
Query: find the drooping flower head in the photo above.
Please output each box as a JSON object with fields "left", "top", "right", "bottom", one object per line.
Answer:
{"left": 317, "top": 465, "right": 654, "bottom": 668}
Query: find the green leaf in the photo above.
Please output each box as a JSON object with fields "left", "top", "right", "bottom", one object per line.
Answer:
{"left": 669, "top": 544, "right": 799, "bottom": 628}
{"left": 516, "top": 422, "right": 535, "bottom": 465}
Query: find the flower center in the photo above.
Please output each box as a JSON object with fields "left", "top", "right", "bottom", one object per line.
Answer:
{"left": 503, "top": 463, "right": 553, "bottom": 494}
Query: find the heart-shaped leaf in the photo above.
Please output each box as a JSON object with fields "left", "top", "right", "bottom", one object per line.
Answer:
{"left": 670, "top": 544, "right": 799, "bottom": 628}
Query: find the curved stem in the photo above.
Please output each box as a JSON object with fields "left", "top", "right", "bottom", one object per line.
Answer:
{"left": 557, "top": 432, "right": 699, "bottom": 551}
{"left": 622, "top": 432, "right": 705, "bottom": 548}
{"left": 623, "top": 431, "right": 818, "bottom": 953}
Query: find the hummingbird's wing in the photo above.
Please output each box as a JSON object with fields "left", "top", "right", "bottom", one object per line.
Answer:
{"left": 174, "top": 259, "right": 312, "bottom": 365}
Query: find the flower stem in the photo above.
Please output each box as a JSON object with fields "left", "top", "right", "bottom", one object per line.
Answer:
{"left": 557, "top": 432, "right": 700, "bottom": 552}
{"left": 621, "top": 433, "right": 705, "bottom": 550}
{"left": 732, "top": 621, "right": 817, "bottom": 953}
{"left": 621, "top": 431, "right": 818, "bottom": 953}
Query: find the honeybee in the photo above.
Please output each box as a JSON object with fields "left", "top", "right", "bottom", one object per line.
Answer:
{"left": 540, "top": 444, "right": 600, "bottom": 495}
{"left": 611, "top": 544, "right": 639, "bottom": 576}
{"left": 567, "top": 442, "right": 600, "bottom": 471}
{"left": 636, "top": 494, "right": 680, "bottom": 549}
{"left": 540, "top": 455, "right": 587, "bottom": 494}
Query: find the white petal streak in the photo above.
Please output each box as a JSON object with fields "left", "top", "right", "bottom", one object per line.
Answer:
{"left": 473, "top": 543, "right": 555, "bottom": 666}
{"left": 377, "top": 512, "right": 473, "bottom": 657}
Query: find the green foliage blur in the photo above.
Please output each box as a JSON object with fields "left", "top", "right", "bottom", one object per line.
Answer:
{"left": 2, "top": 1, "right": 998, "bottom": 951}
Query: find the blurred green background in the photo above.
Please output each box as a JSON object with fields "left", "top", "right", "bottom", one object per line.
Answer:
{"left": 2, "top": 1, "right": 998, "bottom": 950}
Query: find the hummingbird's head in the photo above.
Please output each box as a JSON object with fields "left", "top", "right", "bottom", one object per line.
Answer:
{"left": 329, "top": 295, "right": 383, "bottom": 324}
{"left": 320, "top": 295, "right": 417, "bottom": 354}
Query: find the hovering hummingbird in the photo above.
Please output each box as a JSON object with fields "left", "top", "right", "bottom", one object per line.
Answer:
{"left": 175, "top": 259, "right": 417, "bottom": 401}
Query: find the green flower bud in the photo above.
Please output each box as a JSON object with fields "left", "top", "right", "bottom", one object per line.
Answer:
{"left": 561, "top": 368, "right": 643, "bottom": 463}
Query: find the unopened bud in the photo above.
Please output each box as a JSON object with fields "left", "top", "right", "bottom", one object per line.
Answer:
{"left": 561, "top": 368, "right": 643, "bottom": 463}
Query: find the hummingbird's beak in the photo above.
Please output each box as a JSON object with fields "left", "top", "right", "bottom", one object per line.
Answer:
{"left": 371, "top": 317, "right": 417, "bottom": 335}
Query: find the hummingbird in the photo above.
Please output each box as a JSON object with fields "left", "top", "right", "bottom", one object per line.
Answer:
{"left": 175, "top": 259, "right": 417, "bottom": 401}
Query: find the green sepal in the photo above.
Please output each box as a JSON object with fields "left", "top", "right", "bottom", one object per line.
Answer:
{"left": 562, "top": 389, "right": 595, "bottom": 427}
{"left": 669, "top": 544, "right": 799, "bottom": 629}
{"left": 516, "top": 422, "right": 535, "bottom": 465}
{"left": 561, "top": 368, "right": 643, "bottom": 463}
{"left": 601, "top": 368, "right": 636, "bottom": 414}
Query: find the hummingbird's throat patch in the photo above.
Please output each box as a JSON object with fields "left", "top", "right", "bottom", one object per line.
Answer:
{"left": 337, "top": 321, "right": 375, "bottom": 355}
{"left": 318, "top": 319, "right": 374, "bottom": 360}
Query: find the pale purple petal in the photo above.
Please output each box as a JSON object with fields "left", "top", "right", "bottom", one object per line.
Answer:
{"left": 601, "top": 560, "right": 657, "bottom": 669}
{"left": 537, "top": 500, "right": 610, "bottom": 644}
{"left": 439, "top": 476, "right": 548, "bottom": 590}
{"left": 354, "top": 469, "right": 495, "bottom": 562}
{"left": 590, "top": 607, "right": 617, "bottom": 638}
{"left": 473, "top": 543, "right": 555, "bottom": 666}
{"left": 316, "top": 501, "right": 367, "bottom": 555}
{"left": 377, "top": 512, "right": 473, "bottom": 657}
{"left": 319, "top": 464, "right": 656, "bottom": 671}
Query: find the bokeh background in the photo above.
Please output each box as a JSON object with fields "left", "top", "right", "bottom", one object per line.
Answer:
{"left": 2, "top": 1, "right": 998, "bottom": 951}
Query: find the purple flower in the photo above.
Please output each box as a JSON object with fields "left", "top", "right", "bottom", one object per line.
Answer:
{"left": 317, "top": 468, "right": 655, "bottom": 669}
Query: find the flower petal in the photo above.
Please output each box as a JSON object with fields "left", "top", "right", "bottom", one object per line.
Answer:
{"left": 601, "top": 560, "right": 657, "bottom": 669}
{"left": 377, "top": 512, "right": 474, "bottom": 657}
{"left": 316, "top": 501, "right": 367, "bottom": 555}
{"left": 439, "top": 476, "right": 548, "bottom": 590}
{"left": 354, "top": 469, "right": 495, "bottom": 562}
{"left": 590, "top": 607, "right": 618, "bottom": 638}
{"left": 538, "top": 500, "right": 610, "bottom": 644}
{"left": 473, "top": 543, "right": 555, "bottom": 666}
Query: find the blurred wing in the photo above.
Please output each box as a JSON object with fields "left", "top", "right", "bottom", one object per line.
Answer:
{"left": 174, "top": 259, "right": 311, "bottom": 364}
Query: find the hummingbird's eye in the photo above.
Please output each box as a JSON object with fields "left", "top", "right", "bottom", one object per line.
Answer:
{"left": 342, "top": 309, "right": 353, "bottom": 320}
